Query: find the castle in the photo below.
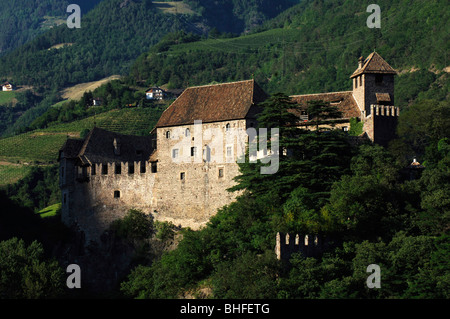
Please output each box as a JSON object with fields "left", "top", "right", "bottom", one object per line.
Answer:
{"left": 59, "top": 52, "right": 399, "bottom": 243}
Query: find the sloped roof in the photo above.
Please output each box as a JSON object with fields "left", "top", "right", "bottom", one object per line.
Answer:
{"left": 289, "top": 91, "right": 361, "bottom": 119}
{"left": 146, "top": 87, "right": 164, "bottom": 93}
{"left": 60, "top": 127, "right": 153, "bottom": 164}
{"left": 59, "top": 139, "right": 84, "bottom": 160}
{"left": 155, "top": 80, "right": 268, "bottom": 128}
{"left": 351, "top": 52, "right": 397, "bottom": 78}
{"left": 376, "top": 93, "right": 391, "bottom": 103}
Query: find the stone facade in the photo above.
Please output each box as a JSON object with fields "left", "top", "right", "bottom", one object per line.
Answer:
{"left": 151, "top": 119, "right": 251, "bottom": 228}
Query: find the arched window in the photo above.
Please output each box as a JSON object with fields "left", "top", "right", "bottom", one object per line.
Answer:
{"left": 203, "top": 145, "right": 211, "bottom": 162}
{"left": 166, "top": 130, "right": 171, "bottom": 139}
{"left": 185, "top": 128, "right": 190, "bottom": 137}
{"left": 225, "top": 123, "right": 231, "bottom": 132}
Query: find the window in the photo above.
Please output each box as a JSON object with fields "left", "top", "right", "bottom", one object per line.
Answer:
{"left": 226, "top": 123, "right": 231, "bottom": 132}
{"left": 375, "top": 74, "right": 383, "bottom": 84}
{"left": 166, "top": 131, "right": 171, "bottom": 139}
{"left": 180, "top": 172, "right": 185, "bottom": 181}
{"left": 151, "top": 162, "right": 157, "bottom": 173}
{"left": 218, "top": 168, "right": 224, "bottom": 178}
{"left": 128, "top": 162, "right": 135, "bottom": 174}
{"left": 191, "top": 146, "right": 197, "bottom": 157}
{"left": 185, "top": 128, "right": 190, "bottom": 137}
{"left": 114, "top": 191, "right": 120, "bottom": 198}
{"left": 227, "top": 146, "right": 233, "bottom": 157}
{"left": 359, "top": 75, "right": 362, "bottom": 87}
{"left": 342, "top": 126, "right": 349, "bottom": 132}
{"left": 172, "top": 149, "right": 179, "bottom": 159}
{"left": 203, "top": 146, "right": 211, "bottom": 162}
{"left": 115, "top": 163, "right": 121, "bottom": 174}
{"left": 102, "top": 163, "right": 108, "bottom": 175}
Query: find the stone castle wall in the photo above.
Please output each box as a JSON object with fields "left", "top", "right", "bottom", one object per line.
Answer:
{"left": 363, "top": 104, "right": 399, "bottom": 146}
{"left": 63, "top": 161, "right": 155, "bottom": 243}
{"left": 153, "top": 119, "right": 249, "bottom": 229}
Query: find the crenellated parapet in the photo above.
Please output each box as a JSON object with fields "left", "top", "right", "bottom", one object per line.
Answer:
{"left": 368, "top": 104, "right": 400, "bottom": 117}
{"left": 275, "top": 232, "right": 323, "bottom": 261}
{"left": 362, "top": 104, "right": 399, "bottom": 147}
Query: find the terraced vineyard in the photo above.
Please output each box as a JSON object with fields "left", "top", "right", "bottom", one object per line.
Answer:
{"left": 42, "top": 107, "right": 164, "bottom": 136}
{"left": 0, "top": 107, "right": 164, "bottom": 164}
{"left": 0, "top": 163, "right": 32, "bottom": 187}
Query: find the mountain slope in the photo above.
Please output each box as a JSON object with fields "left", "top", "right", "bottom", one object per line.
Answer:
{"left": 129, "top": 0, "right": 449, "bottom": 107}
{"left": 0, "top": 0, "right": 102, "bottom": 56}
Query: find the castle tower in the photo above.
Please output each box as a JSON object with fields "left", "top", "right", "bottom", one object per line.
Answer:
{"left": 351, "top": 52, "right": 399, "bottom": 146}
{"left": 351, "top": 52, "right": 397, "bottom": 117}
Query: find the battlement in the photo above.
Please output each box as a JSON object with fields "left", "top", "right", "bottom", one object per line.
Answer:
{"left": 72, "top": 161, "right": 151, "bottom": 183}
{"left": 275, "top": 232, "right": 323, "bottom": 261}
{"left": 368, "top": 104, "right": 399, "bottom": 117}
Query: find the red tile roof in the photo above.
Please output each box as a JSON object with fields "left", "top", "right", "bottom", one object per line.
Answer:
{"left": 289, "top": 91, "right": 361, "bottom": 119}
{"left": 155, "top": 80, "right": 268, "bottom": 128}
{"left": 351, "top": 52, "right": 397, "bottom": 78}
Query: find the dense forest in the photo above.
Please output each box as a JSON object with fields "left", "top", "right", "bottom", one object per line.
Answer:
{"left": 0, "top": 0, "right": 102, "bottom": 56}
{"left": 129, "top": 0, "right": 448, "bottom": 107}
{"left": 117, "top": 96, "right": 449, "bottom": 299}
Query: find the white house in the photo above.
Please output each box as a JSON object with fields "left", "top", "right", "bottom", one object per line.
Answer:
{"left": 146, "top": 87, "right": 165, "bottom": 100}
{"left": 2, "top": 82, "right": 14, "bottom": 91}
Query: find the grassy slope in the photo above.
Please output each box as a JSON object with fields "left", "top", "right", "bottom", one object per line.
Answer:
{"left": 0, "top": 91, "right": 17, "bottom": 105}
{"left": 60, "top": 75, "right": 122, "bottom": 101}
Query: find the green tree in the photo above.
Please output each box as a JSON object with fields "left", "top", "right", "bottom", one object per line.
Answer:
{"left": 110, "top": 209, "right": 154, "bottom": 241}
{"left": 0, "top": 238, "right": 65, "bottom": 299}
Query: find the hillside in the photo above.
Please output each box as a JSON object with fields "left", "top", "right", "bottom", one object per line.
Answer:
{"left": 130, "top": 0, "right": 449, "bottom": 109}
{"left": 0, "top": 0, "right": 300, "bottom": 136}
{"left": 0, "top": 106, "right": 164, "bottom": 164}
{"left": 0, "top": 0, "right": 102, "bottom": 56}
{"left": 0, "top": 0, "right": 299, "bottom": 90}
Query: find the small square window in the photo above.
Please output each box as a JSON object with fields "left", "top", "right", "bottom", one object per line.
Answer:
{"left": 180, "top": 172, "right": 185, "bottom": 181}
{"left": 172, "top": 149, "right": 179, "bottom": 159}
{"left": 375, "top": 74, "right": 383, "bottom": 84}
{"left": 218, "top": 168, "right": 224, "bottom": 178}
{"left": 114, "top": 191, "right": 120, "bottom": 198}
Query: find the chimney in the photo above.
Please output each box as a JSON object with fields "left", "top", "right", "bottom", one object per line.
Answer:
{"left": 113, "top": 138, "right": 121, "bottom": 156}
{"left": 358, "top": 56, "right": 364, "bottom": 69}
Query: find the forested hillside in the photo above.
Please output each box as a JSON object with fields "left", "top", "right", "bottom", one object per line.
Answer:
{"left": 183, "top": 0, "right": 300, "bottom": 34}
{"left": 130, "top": 0, "right": 449, "bottom": 108}
{"left": 0, "top": 0, "right": 102, "bottom": 56}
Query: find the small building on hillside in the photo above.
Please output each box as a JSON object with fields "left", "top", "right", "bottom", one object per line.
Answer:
{"left": 2, "top": 82, "right": 14, "bottom": 91}
{"left": 146, "top": 87, "right": 166, "bottom": 100}
{"left": 91, "top": 97, "right": 103, "bottom": 107}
